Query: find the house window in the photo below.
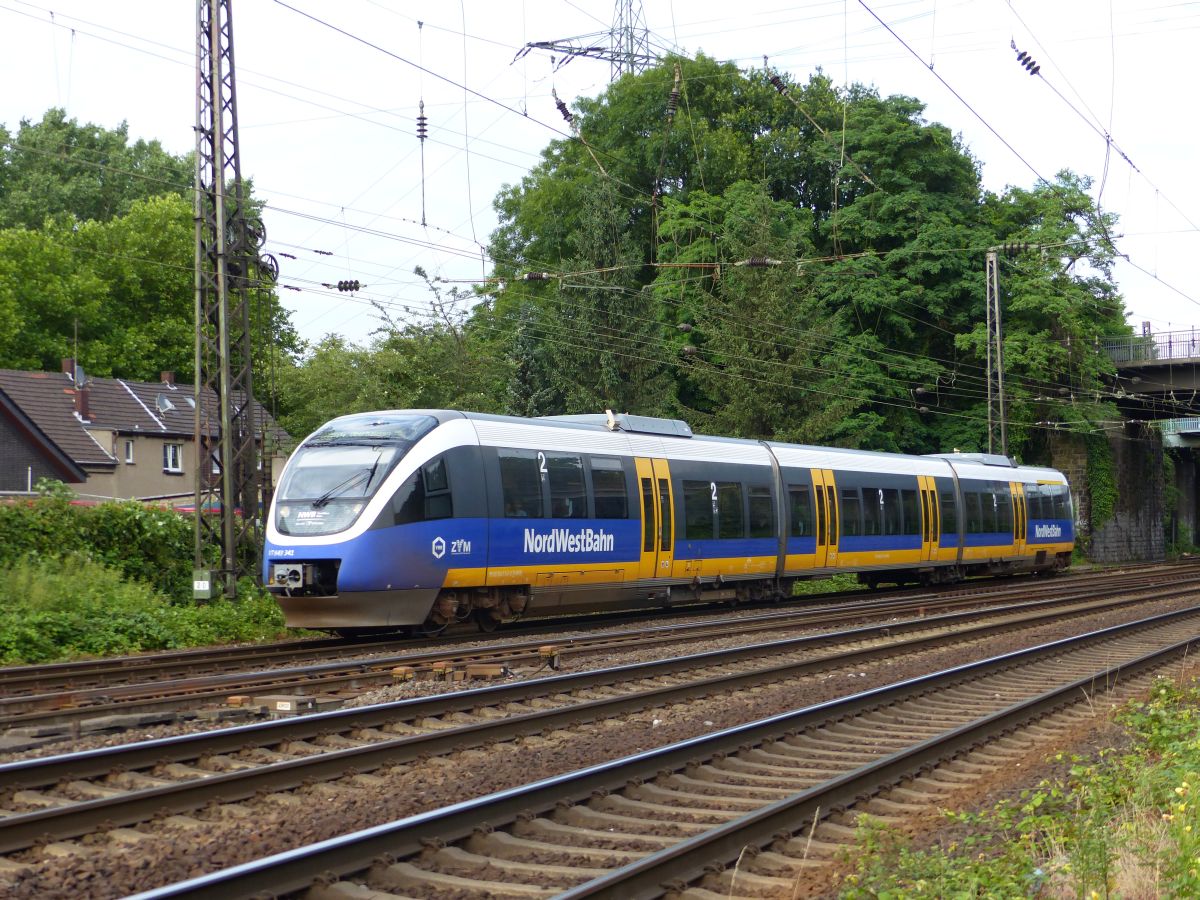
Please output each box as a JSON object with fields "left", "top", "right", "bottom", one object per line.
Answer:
{"left": 124, "top": 440, "right": 135, "bottom": 464}
{"left": 163, "top": 443, "right": 184, "bottom": 474}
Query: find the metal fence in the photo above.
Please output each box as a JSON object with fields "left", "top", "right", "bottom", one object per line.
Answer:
{"left": 1102, "top": 330, "right": 1200, "bottom": 364}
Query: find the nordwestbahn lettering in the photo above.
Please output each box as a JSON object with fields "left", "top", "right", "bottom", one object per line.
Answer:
{"left": 523, "top": 527, "right": 616, "bottom": 554}
{"left": 1034, "top": 523, "right": 1064, "bottom": 539}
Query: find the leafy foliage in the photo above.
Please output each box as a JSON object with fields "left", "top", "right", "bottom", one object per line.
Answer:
{"left": 0, "top": 554, "right": 284, "bottom": 664}
{"left": 0, "top": 109, "right": 300, "bottom": 381}
{"left": 0, "top": 492, "right": 198, "bottom": 595}
{"left": 474, "top": 57, "right": 1132, "bottom": 461}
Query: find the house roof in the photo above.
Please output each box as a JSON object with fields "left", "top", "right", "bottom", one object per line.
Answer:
{"left": 0, "top": 368, "right": 289, "bottom": 471}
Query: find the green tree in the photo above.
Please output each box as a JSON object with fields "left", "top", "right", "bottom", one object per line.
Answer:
{"left": 0, "top": 108, "right": 192, "bottom": 229}
{"left": 482, "top": 57, "right": 1132, "bottom": 460}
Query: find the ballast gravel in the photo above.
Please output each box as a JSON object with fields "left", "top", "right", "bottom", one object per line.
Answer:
{"left": 2, "top": 593, "right": 1198, "bottom": 898}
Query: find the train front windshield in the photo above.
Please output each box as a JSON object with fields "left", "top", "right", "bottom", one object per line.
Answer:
{"left": 274, "top": 414, "right": 438, "bottom": 536}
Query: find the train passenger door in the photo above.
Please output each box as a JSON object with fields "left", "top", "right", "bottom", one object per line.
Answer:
{"left": 634, "top": 458, "right": 675, "bottom": 580}
{"left": 918, "top": 475, "right": 939, "bottom": 563}
{"left": 1011, "top": 482, "right": 1027, "bottom": 556}
{"left": 812, "top": 468, "right": 838, "bottom": 568}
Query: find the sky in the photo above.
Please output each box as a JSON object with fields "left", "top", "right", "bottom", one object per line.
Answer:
{"left": 1, "top": 0, "right": 1198, "bottom": 350}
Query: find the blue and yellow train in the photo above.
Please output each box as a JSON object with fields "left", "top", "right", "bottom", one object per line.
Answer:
{"left": 263, "top": 410, "right": 1075, "bottom": 633}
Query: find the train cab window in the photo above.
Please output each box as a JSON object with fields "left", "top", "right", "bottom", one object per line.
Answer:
{"left": 392, "top": 456, "right": 454, "bottom": 524}
{"left": 499, "top": 450, "right": 542, "bottom": 517}
{"left": 591, "top": 457, "right": 628, "bottom": 519}
{"left": 881, "top": 488, "right": 902, "bottom": 535}
{"left": 788, "top": 486, "right": 813, "bottom": 537}
{"left": 900, "top": 489, "right": 919, "bottom": 535}
{"left": 1051, "top": 486, "right": 1072, "bottom": 519}
{"left": 683, "top": 480, "right": 715, "bottom": 539}
{"left": 546, "top": 454, "right": 587, "bottom": 518}
{"left": 717, "top": 482, "right": 744, "bottom": 539}
{"left": 939, "top": 490, "right": 958, "bottom": 537}
{"left": 422, "top": 457, "right": 453, "bottom": 519}
{"left": 862, "top": 489, "right": 882, "bottom": 536}
{"left": 748, "top": 486, "right": 774, "bottom": 538}
{"left": 840, "top": 488, "right": 862, "bottom": 537}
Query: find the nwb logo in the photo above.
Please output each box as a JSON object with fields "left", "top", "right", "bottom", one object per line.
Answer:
{"left": 523, "top": 528, "right": 615, "bottom": 553}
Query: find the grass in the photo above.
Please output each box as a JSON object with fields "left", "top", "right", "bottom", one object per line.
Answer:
{"left": 834, "top": 674, "right": 1200, "bottom": 898}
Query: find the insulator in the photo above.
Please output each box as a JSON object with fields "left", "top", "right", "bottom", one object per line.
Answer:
{"left": 555, "top": 97, "right": 573, "bottom": 124}
{"left": 666, "top": 88, "right": 679, "bottom": 120}
{"left": 768, "top": 74, "right": 788, "bottom": 96}
{"left": 1017, "top": 50, "right": 1028, "bottom": 63}
{"left": 1029, "top": 64, "right": 1040, "bottom": 76}
{"left": 521, "top": 271, "right": 551, "bottom": 281}
{"left": 417, "top": 100, "right": 428, "bottom": 140}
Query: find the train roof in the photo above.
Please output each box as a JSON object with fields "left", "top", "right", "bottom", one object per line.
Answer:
{"left": 316, "top": 410, "right": 1067, "bottom": 483}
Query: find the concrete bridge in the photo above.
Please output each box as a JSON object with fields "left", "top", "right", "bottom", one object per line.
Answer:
{"left": 1102, "top": 329, "right": 1200, "bottom": 445}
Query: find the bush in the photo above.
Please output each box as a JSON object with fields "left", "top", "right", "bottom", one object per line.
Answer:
{"left": 0, "top": 555, "right": 286, "bottom": 664}
{"left": 0, "top": 494, "right": 203, "bottom": 596}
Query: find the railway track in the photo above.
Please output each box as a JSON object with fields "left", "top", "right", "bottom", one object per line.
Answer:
{"left": 1, "top": 583, "right": 1196, "bottom": 864}
{"left": 127, "top": 605, "right": 1200, "bottom": 900}
{"left": 2, "top": 566, "right": 1192, "bottom": 739}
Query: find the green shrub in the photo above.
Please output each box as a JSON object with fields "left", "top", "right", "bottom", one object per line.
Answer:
{"left": 0, "top": 494, "right": 205, "bottom": 597}
{"left": 0, "top": 555, "right": 285, "bottom": 664}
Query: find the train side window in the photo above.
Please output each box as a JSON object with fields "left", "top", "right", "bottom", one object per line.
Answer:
{"left": 547, "top": 454, "right": 587, "bottom": 518}
{"left": 862, "top": 488, "right": 882, "bottom": 536}
{"left": 897, "top": 494, "right": 912, "bottom": 535}
{"left": 840, "top": 488, "right": 862, "bottom": 537}
{"left": 965, "top": 492, "right": 983, "bottom": 533}
{"left": 939, "top": 490, "right": 957, "bottom": 537}
{"left": 995, "top": 486, "right": 1013, "bottom": 533}
{"left": 717, "top": 482, "right": 744, "bottom": 538}
{"left": 499, "top": 450, "right": 542, "bottom": 517}
{"left": 788, "top": 486, "right": 813, "bottom": 537}
{"left": 683, "top": 480, "right": 715, "bottom": 539}
{"left": 881, "top": 488, "right": 902, "bottom": 535}
{"left": 591, "top": 457, "right": 628, "bottom": 518}
{"left": 422, "top": 457, "right": 453, "bottom": 520}
{"left": 748, "top": 486, "right": 774, "bottom": 538}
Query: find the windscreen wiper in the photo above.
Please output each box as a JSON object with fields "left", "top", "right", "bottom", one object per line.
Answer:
{"left": 311, "top": 451, "right": 383, "bottom": 508}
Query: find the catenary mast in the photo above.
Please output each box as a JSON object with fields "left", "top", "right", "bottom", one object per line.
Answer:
{"left": 193, "top": 0, "right": 277, "bottom": 598}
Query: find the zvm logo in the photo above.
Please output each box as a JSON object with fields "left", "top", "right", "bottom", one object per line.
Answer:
{"left": 431, "top": 536, "right": 446, "bottom": 559}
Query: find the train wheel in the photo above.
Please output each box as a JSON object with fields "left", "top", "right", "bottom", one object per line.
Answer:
{"left": 410, "top": 620, "right": 448, "bottom": 638}
{"left": 474, "top": 609, "right": 501, "bottom": 633}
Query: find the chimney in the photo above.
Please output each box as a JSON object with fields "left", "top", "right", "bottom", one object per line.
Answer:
{"left": 161, "top": 371, "right": 175, "bottom": 386}
{"left": 61, "top": 357, "right": 76, "bottom": 379}
{"left": 74, "top": 382, "right": 90, "bottom": 421}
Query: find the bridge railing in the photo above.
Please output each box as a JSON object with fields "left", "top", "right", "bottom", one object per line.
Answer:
{"left": 1157, "top": 418, "right": 1200, "bottom": 435}
{"left": 1102, "top": 330, "right": 1200, "bottom": 364}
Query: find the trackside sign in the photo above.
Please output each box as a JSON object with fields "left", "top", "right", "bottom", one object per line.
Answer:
{"left": 524, "top": 527, "right": 615, "bottom": 554}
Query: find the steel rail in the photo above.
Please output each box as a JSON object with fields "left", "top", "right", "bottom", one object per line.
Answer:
{"left": 0, "top": 564, "right": 1175, "bottom": 697}
{"left": 122, "top": 605, "right": 1200, "bottom": 899}
{"left": 1, "top": 590, "right": 1197, "bottom": 855}
{"left": 2, "top": 568, "right": 1188, "bottom": 730}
